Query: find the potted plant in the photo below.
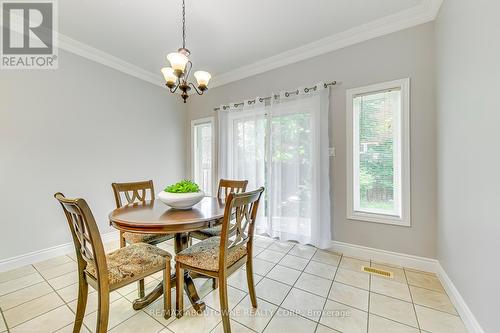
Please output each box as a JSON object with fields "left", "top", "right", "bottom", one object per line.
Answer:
{"left": 157, "top": 180, "right": 205, "bottom": 210}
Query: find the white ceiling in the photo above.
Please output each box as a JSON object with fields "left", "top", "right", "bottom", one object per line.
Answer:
{"left": 57, "top": 0, "right": 442, "bottom": 87}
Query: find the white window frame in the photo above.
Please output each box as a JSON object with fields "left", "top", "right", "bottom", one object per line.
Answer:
{"left": 191, "top": 117, "right": 215, "bottom": 195}
{"left": 346, "top": 78, "right": 411, "bottom": 226}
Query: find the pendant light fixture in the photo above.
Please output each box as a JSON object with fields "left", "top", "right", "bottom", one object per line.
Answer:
{"left": 161, "top": 0, "right": 211, "bottom": 103}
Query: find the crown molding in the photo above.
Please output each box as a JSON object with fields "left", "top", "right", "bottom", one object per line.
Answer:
{"left": 40, "top": 0, "right": 441, "bottom": 90}
{"left": 210, "top": 0, "right": 443, "bottom": 88}
{"left": 57, "top": 33, "right": 165, "bottom": 88}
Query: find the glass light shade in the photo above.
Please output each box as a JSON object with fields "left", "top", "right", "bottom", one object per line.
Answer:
{"left": 167, "top": 52, "right": 189, "bottom": 72}
{"left": 194, "top": 71, "right": 211, "bottom": 87}
{"left": 161, "top": 67, "right": 177, "bottom": 84}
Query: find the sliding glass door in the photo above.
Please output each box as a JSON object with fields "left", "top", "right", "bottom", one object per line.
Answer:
{"left": 219, "top": 88, "right": 330, "bottom": 247}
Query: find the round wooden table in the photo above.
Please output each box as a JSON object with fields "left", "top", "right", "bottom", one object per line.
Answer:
{"left": 109, "top": 197, "right": 225, "bottom": 312}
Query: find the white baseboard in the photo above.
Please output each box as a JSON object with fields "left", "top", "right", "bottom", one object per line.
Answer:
{"left": 436, "top": 264, "right": 485, "bottom": 333}
{"left": 0, "top": 231, "right": 119, "bottom": 273}
{"left": 328, "top": 240, "right": 439, "bottom": 272}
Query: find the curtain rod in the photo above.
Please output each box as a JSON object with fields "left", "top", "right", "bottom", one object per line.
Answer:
{"left": 213, "top": 81, "right": 337, "bottom": 111}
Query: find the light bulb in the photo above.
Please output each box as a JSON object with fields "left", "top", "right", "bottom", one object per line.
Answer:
{"left": 194, "top": 71, "right": 211, "bottom": 89}
{"left": 161, "top": 67, "right": 177, "bottom": 87}
{"left": 167, "top": 52, "right": 189, "bottom": 73}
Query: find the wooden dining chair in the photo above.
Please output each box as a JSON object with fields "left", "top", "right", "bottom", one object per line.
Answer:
{"left": 175, "top": 187, "right": 265, "bottom": 333}
{"left": 189, "top": 179, "right": 248, "bottom": 241}
{"left": 112, "top": 180, "right": 173, "bottom": 297}
{"left": 54, "top": 193, "right": 172, "bottom": 333}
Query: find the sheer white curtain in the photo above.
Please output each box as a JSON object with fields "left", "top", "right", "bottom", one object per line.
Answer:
{"left": 218, "top": 84, "right": 331, "bottom": 248}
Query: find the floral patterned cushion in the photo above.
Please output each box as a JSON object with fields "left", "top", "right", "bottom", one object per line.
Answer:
{"left": 190, "top": 225, "right": 223, "bottom": 239}
{"left": 86, "top": 243, "right": 171, "bottom": 285}
{"left": 123, "top": 232, "right": 170, "bottom": 244}
{"left": 175, "top": 236, "right": 247, "bottom": 271}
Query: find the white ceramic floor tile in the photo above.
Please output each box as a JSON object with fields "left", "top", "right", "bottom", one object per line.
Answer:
{"left": 267, "top": 241, "right": 294, "bottom": 253}
{"left": 410, "top": 285, "right": 457, "bottom": 315}
{"left": 266, "top": 265, "right": 301, "bottom": 286}
{"left": 124, "top": 280, "right": 160, "bottom": 302}
{"left": 371, "top": 276, "right": 412, "bottom": 302}
{"left": 295, "top": 272, "right": 332, "bottom": 297}
{"left": 38, "top": 262, "right": 77, "bottom": 280}
{"left": 56, "top": 283, "right": 96, "bottom": 303}
{"left": 256, "top": 249, "right": 286, "bottom": 264}
{"left": 203, "top": 285, "right": 247, "bottom": 312}
{"left": 368, "top": 314, "right": 420, "bottom": 333}
{"left": 334, "top": 268, "right": 370, "bottom": 290}
{"left": 33, "top": 256, "right": 74, "bottom": 271}
{"left": 315, "top": 323, "right": 342, "bottom": 333}
{"left": 320, "top": 300, "right": 368, "bottom": 333}
{"left": 0, "top": 272, "right": 44, "bottom": 296}
{"left": 0, "top": 265, "right": 37, "bottom": 284}
{"left": 4, "top": 292, "right": 64, "bottom": 328}
{"left": 405, "top": 271, "right": 444, "bottom": 292}
{"left": 143, "top": 290, "right": 187, "bottom": 326}
{"left": 55, "top": 322, "right": 91, "bottom": 333}
{"left": 339, "top": 257, "right": 370, "bottom": 272}
{"left": 9, "top": 305, "right": 74, "bottom": 333}
{"left": 253, "top": 237, "right": 275, "bottom": 249}
{"left": 281, "top": 287, "right": 326, "bottom": 321}
{"left": 252, "top": 246, "right": 266, "bottom": 257}
{"left": 369, "top": 293, "right": 418, "bottom": 328}
{"left": 304, "top": 261, "right": 337, "bottom": 280}
{"left": 228, "top": 269, "right": 263, "bottom": 293}
{"left": 232, "top": 296, "right": 277, "bottom": 332}
{"left": 212, "top": 319, "right": 255, "bottom": 333}
{"left": 245, "top": 259, "right": 275, "bottom": 276}
{"left": 108, "top": 311, "right": 164, "bottom": 333}
{"left": 255, "top": 278, "right": 291, "bottom": 305}
{"left": 415, "top": 305, "right": 467, "bottom": 333}
{"left": 264, "top": 309, "right": 317, "bottom": 333}
{"left": 328, "top": 282, "right": 369, "bottom": 311}
{"left": 0, "top": 314, "right": 6, "bottom": 332}
{"left": 278, "top": 255, "right": 309, "bottom": 271}
{"left": 288, "top": 244, "right": 316, "bottom": 259}
{"left": 47, "top": 271, "right": 79, "bottom": 290}
{"left": 311, "top": 251, "right": 341, "bottom": 267}
{"left": 167, "top": 306, "right": 221, "bottom": 333}
{"left": 83, "top": 297, "right": 137, "bottom": 332}
{"left": 0, "top": 281, "right": 53, "bottom": 310}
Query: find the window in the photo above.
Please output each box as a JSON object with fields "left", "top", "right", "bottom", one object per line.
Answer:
{"left": 346, "top": 79, "right": 410, "bottom": 226}
{"left": 192, "top": 117, "right": 214, "bottom": 195}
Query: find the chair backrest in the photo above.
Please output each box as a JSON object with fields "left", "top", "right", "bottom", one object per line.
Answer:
{"left": 219, "top": 187, "right": 265, "bottom": 270}
{"left": 111, "top": 180, "right": 155, "bottom": 208}
{"left": 54, "top": 193, "right": 108, "bottom": 284}
{"left": 217, "top": 179, "right": 248, "bottom": 200}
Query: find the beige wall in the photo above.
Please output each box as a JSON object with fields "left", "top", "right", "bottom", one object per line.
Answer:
{"left": 436, "top": 0, "right": 500, "bottom": 331}
{"left": 187, "top": 23, "right": 437, "bottom": 258}
{"left": 0, "top": 51, "right": 187, "bottom": 260}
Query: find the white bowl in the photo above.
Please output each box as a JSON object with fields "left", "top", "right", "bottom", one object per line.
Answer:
{"left": 157, "top": 191, "right": 205, "bottom": 210}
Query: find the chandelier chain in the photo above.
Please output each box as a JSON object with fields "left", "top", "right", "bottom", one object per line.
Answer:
{"left": 182, "top": 0, "right": 186, "bottom": 49}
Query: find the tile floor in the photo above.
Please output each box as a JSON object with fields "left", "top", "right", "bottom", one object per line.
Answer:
{"left": 0, "top": 236, "right": 468, "bottom": 333}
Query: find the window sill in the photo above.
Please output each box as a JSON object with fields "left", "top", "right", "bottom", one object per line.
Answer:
{"left": 347, "top": 212, "right": 410, "bottom": 227}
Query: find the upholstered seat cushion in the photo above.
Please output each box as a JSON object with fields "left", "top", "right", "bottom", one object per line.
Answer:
{"left": 86, "top": 243, "right": 171, "bottom": 285}
{"left": 176, "top": 236, "right": 247, "bottom": 271}
{"left": 190, "top": 225, "right": 223, "bottom": 239}
{"left": 123, "top": 232, "right": 170, "bottom": 244}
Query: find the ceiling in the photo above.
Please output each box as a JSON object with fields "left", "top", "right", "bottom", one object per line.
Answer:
{"left": 57, "top": 0, "right": 442, "bottom": 87}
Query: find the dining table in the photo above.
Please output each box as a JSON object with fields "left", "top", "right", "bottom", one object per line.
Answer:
{"left": 109, "top": 196, "right": 226, "bottom": 312}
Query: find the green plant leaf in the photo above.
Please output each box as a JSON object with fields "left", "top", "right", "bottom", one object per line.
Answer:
{"left": 164, "top": 180, "right": 200, "bottom": 193}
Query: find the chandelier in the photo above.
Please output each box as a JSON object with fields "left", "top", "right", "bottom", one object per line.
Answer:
{"left": 161, "top": 0, "right": 211, "bottom": 103}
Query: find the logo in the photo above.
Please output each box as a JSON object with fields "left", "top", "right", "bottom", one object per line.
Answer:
{"left": 1, "top": 0, "right": 58, "bottom": 69}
